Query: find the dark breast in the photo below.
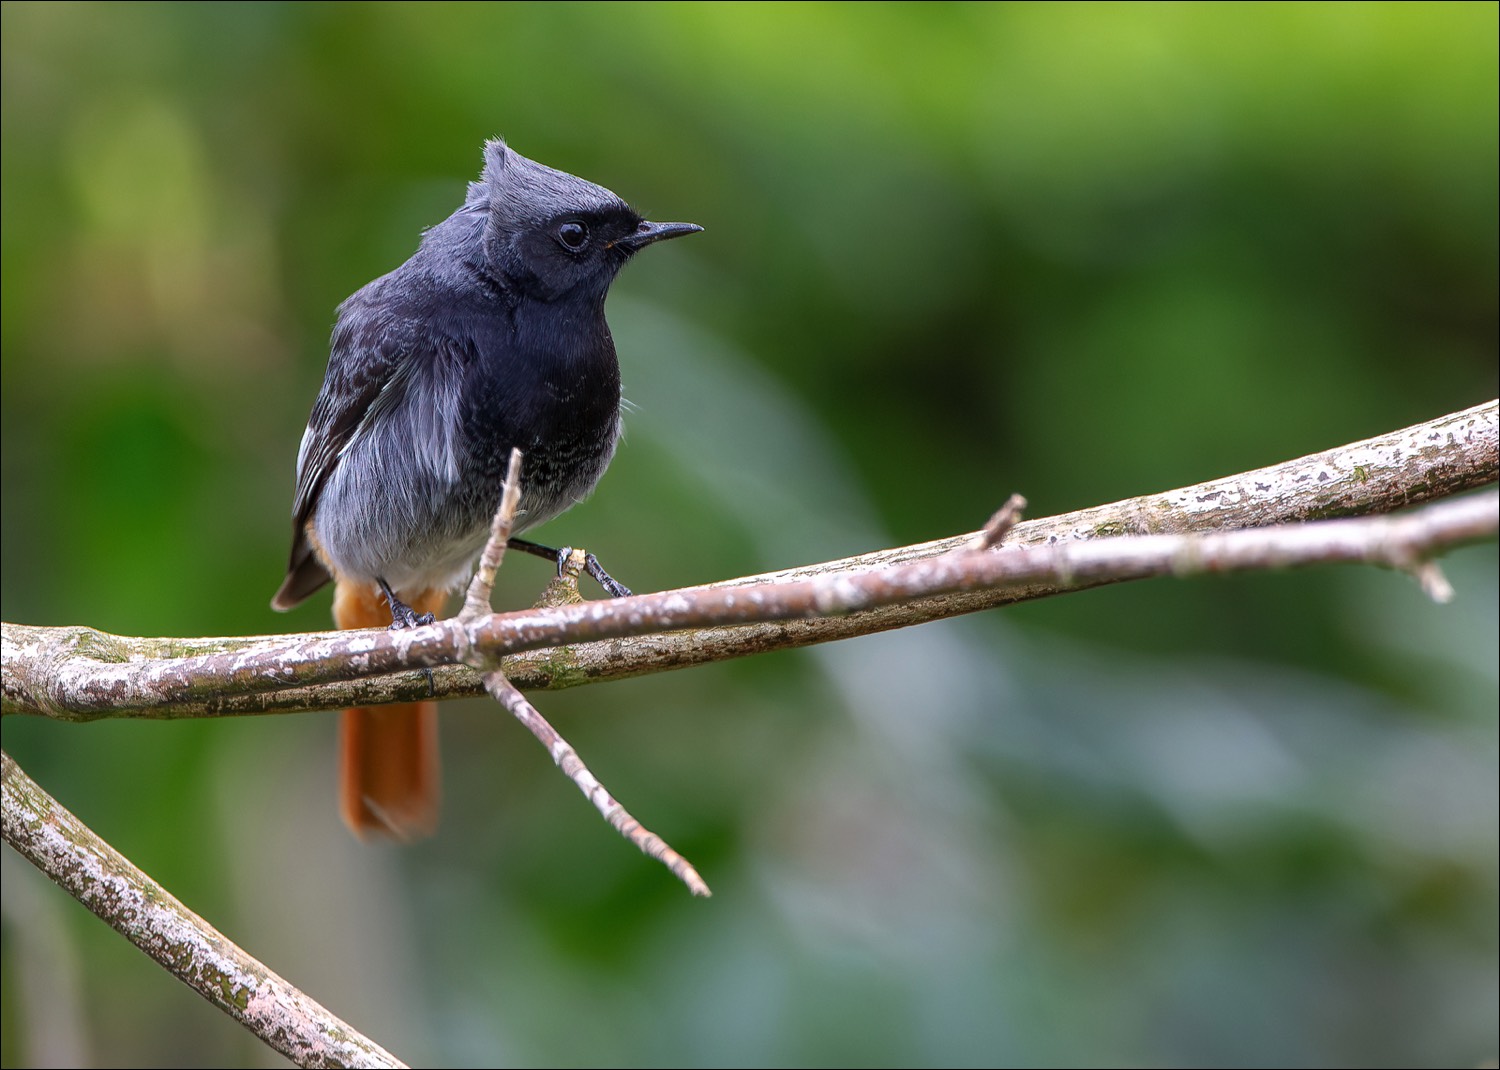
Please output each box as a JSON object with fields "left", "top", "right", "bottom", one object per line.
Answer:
{"left": 455, "top": 304, "right": 623, "bottom": 535}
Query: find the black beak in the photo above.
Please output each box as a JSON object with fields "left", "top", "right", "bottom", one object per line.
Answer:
{"left": 617, "top": 220, "right": 703, "bottom": 251}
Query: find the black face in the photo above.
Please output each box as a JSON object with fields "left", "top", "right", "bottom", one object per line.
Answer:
{"left": 512, "top": 207, "right": 646, "bottom": 302}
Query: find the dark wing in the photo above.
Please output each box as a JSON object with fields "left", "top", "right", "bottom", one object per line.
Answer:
{"left": 271, "top": 299, "right": 412, "bottom": 610}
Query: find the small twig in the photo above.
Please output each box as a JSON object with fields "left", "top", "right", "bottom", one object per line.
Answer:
{"left": 454, "top": 452, "right": 710, "bottom": 895}
{"left": 1411, "top": 560, "right": 1455, "bottom": 604}
{"left": 460, "top": 448, "right": 524, "bottom": 622}
{"left": 483, "top": 672, "right": 712, "bottom": 897}
{"left": 969, "top": 493, "right": 1029, "bottom": 551}
{"left": 1, "top": 751, "right": 405, "bottom": 1069}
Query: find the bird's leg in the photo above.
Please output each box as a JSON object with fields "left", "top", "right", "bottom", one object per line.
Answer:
{"left": 377, "top": 577, "right": 437, "bottom": 629}
{"left": 507, "top": 537, "right": 633, "bottom": 598}
{"left": 577, "top": 551, "right": 633, "bottom": 598}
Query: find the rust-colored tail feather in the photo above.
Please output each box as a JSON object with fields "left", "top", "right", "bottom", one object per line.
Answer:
{"left": 333, "top": 581, "right": 446, "bottom": 841}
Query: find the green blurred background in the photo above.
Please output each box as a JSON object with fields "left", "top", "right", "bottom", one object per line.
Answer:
{"left": 3, "top": 3, "right": 1496, "bottom": 1066}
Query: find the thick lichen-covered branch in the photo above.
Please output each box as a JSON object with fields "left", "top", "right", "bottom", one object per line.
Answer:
{"left": 3, "top": 400, "right": 1495, "bottom": 721}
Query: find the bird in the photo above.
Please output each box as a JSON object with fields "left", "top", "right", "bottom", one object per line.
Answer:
{"left": 271, "top": 138, "right": 701, "bottom": 840}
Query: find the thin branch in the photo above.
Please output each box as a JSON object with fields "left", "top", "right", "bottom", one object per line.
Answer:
{"left": 0, "top": 751, "right": 406, "bottom": 1069}
{"left": 459, "top": 448, "right": 523, "bottom": 623}
{"left": 4, "top": 475, "right": 1494, "bottom": 724}
{"left": 483, "top": 673, "right": 711, "bottom": 896}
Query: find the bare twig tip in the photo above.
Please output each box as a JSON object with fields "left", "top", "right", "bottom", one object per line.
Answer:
{"left": 971, "top": 493, "right": 1029, "bottom": 551}
{"left": 1413, "top": 561, "right": 1455, "bottom": 604}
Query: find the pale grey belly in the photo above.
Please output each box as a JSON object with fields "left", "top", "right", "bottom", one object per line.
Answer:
{"left": 312, "top": 413, "right": 621, "bottom": 595}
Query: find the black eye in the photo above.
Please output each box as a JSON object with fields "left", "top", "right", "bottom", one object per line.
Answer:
{"left": 556, "top": 220, "right": 589, "bottom": 251}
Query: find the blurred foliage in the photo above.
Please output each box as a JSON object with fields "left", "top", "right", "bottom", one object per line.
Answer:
{"left": 2, "top": 3, "right": 1496, "bottom": 1067}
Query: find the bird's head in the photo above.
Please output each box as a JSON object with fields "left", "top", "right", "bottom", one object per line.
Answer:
{"left": 471, "top": 139, "right": 701, "bottom": 303}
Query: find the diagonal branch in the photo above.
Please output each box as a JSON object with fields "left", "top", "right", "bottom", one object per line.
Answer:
{"left": 0, "top": 751, "right": 406, "bottom": 1069}
{"left": 484, "top": 673, "right": 711, "bottom": 896}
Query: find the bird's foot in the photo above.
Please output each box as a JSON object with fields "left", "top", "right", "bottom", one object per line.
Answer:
{"left": 377, "top": 578, "right": 437, "bottom": 629}
{"left": 506, "top": 537, "right": 633, "bottom": 598}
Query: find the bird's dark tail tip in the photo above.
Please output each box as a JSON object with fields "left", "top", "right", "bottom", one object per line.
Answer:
{"left": 271, "top": 555, "right": 332, "bottom": 611}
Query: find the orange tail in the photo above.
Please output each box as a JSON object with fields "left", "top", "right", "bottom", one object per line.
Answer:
{"left": 333, "top": 581, "right": 447, "bottom": 841}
